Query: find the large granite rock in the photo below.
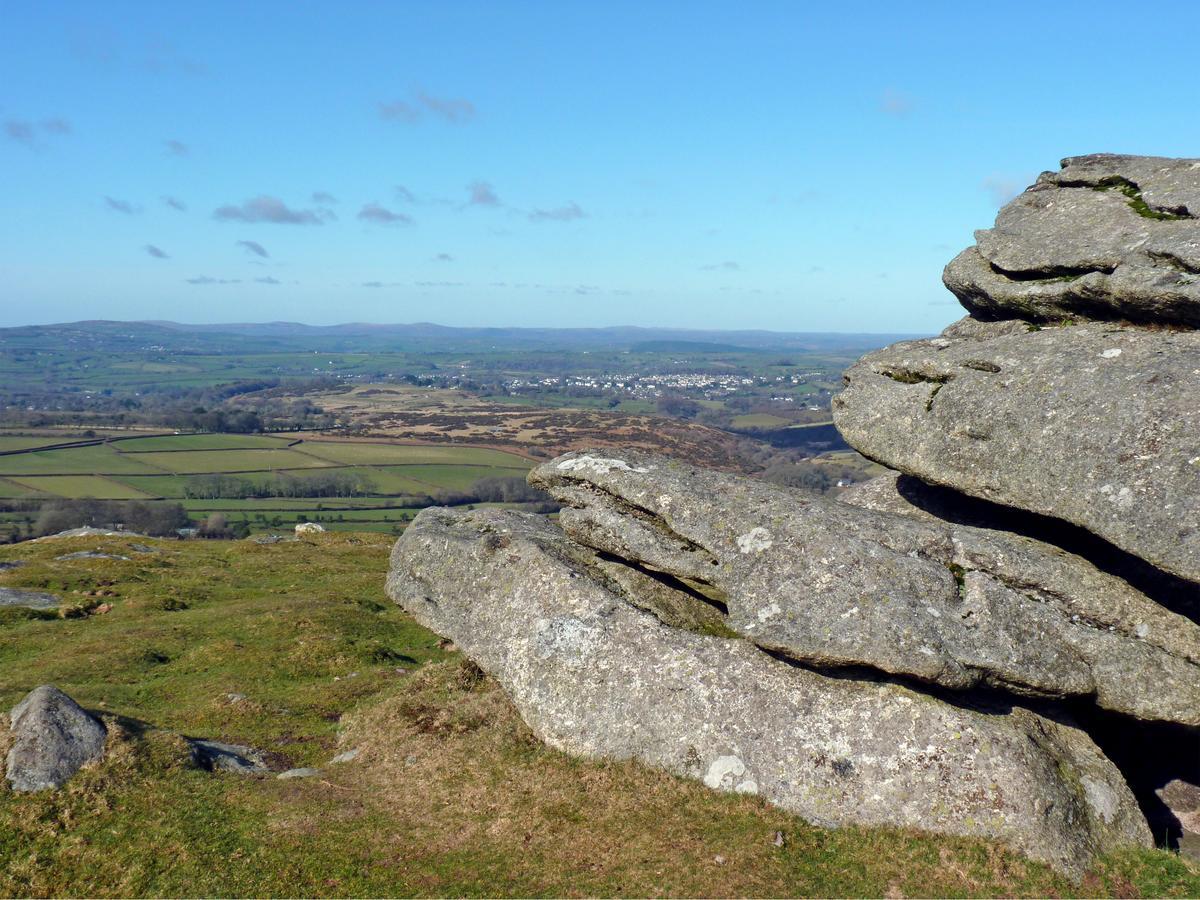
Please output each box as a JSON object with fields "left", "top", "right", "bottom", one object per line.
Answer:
{"left": 0, "top": 588, "right": 60, "bottom": 610}
{"left": 833, "top": 318, "right": 1200, "bottom": 585}
{"left": 5, "top": 685, "right": 107, "bottom": 791}
{"left": 387, "top": 506, "right": 1149, "bottom": 876}
{"left": 944, "top": 154, "right": 1200, "bottom": 326}
{"left": 529, "top": 451, "right": 1200, "bottom": 725}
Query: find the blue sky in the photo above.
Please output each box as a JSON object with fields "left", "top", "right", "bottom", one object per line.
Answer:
{"left": 3, "top": 0, "right": 1200, "bottom": 333}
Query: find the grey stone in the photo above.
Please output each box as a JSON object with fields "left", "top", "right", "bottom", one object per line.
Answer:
{"left": 1157, "top": 778, "right": 1200, "bottom": 861}
{"left": 277, "top": 767, "right": 321, "bottom": 779}
{"left": 0, "top": 560, "right": 26, "bottom": 571}
{"left": 55, "top": 551, "right": 130, "bottom": 562}
{"left": 187, "top": 738, "right": 268, "bottom": 775}
{"left": 387, "top": 506, "right": 1151, "bottom": 877}
{"left": 5, "top": 685, "right": 107, "bottom": 791}
{"left": 0, "top": 588, "right": 60, "bottom": 610}
{"left": 34, "top": 527, "right": 143, "bottom": 541}
{"left": 329, "top": 748, "right": 360, "bottom": 764}
{"left": 833, "top": 318, "right": 1200, "bottom": 585}
{"left": 530, "top": 451, "right": 1200, "bottom": 725}
{"left": 944, "top": 154, "right": 1200, "bottom": 326}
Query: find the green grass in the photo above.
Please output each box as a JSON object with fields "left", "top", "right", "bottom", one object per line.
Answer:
{"left": 0, "top": 534, "right": 1194, "bottom": 897}
{"left": 0, "top": 478, "right": 39, "bottom": 499}
{"left": 372, "top": 463, "right": 530, "bottom": 492}
{"left": 731, "top": 413, "right": 791, "bottom": 429}
{"left": 4, "top": 475, "right": 154, "bottom": 500}
{"left": 103, "top": 474, "right": 197, "bottom": 499}
{"left": 0, "top": 436, "right": 81, "bottom": 452}
{"left": 0, "top": 445, "right": 166, "bottom": 476}
{"left": 295, "top": 441, "right": 531, "bottom": 468}
{"left": 125, "top": 448, "right": 335, "bottom": 474}
{"left": 115, "top": 433, "right": 294, "bottom": 452}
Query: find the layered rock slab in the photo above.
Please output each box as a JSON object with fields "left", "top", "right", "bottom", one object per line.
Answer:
{"left": 530, "top": 451, "right": 1200, "bottom": 724}
{"left": 387, "top": 506, "right": 1149, "bottom": 876}
{"left": 944, "top": 154, "right": 1200, "bottom": 326}
{"left": 833, "top": 318, "right": 1200, "bottom": 585}
{"left": 5, "top": 685, "right": 107, "bottom": 791}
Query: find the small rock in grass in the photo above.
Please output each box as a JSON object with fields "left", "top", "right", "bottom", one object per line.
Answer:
{"left": 277, "top": 767, "right": 321, "bottom": 779}
{"left": 188, "top": 738, "right": 269, "bottom": 775}
{"left": 772, "top": 831, "right": 785, "bottom": 847}
{"left": 55, "top": 551, "right": 130, "bottom": 562}
{"left": 329, "top": 748, "right": 360, "bottom": 764}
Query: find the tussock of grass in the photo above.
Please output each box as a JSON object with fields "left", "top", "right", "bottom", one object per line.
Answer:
{"left": 0, "top": 535, "right": 1197, "bottom": 897}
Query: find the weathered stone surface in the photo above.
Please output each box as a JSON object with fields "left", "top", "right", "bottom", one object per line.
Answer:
{"left": 55, "top": 551, "right": 130, "bottom": 561}
{"left": 0, "top": 588, "right": 60, "bottom": 610}
{"left": 387, "top": 506, "right": 1150, "bottom": 876}
{"left": 295, "top": 522, "right": 325, "bottom": 535}
{"left": 530, "top": 451, "right": 1200, "bottom": 724}
{"left": 5, "top": 685, "right": 107, "bottom": 791}
{"left": 187, "top": 739, "right": 269, "bottom": 775}
{"left": 1158, "top": 779, "right": 1200, "bottom": 860}
{"left": 34, "top": 527, "right": 143, "bottom": 541}
{"left": 833, "top": 318, "right": 1200, "bottom": 585}
{"left": 944, "top": 154, "right": 1200, "bottom": 326}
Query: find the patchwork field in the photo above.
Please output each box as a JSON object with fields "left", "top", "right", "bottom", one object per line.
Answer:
{"left": 0, "top": 433, "right": 535, "bottom": 537}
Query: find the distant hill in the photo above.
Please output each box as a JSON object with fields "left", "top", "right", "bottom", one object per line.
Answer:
{"left": 1, "top": 319, "right": 925, "bottom": 354}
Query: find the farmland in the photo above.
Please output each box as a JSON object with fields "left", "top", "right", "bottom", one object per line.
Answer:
{"left": 0, "top": 430, "right": 533, "bottom": 540}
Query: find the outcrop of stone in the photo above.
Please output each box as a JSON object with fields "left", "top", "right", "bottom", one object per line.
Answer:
{"left": 833, "top": 318, "right": 1200, "bottom": 585}
{"left": 944, "top": 154, "right": 1200, "bottom": 326}
{"left": 529, "top": 451, "right": 1200, "bottom": 725}
{"left": 387, "top": 505, "right": 1150, "bottom": 877}
{"left": 0, "top": 587, "right": 60, "bottom": 610}
{"left": 5, "top": 685, "right": 107, "bottom": 792}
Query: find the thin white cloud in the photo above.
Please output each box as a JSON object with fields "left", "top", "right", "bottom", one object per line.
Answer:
{"left": 214, "top": 195, "right": 330, "bottom": 225}
{"left": 528, "top": 202, "right": 586, "bottom": 223}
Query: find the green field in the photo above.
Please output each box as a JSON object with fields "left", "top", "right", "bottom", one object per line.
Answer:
{"left": 0, "top": 445, "right": 167, "bottom": 476}
{"left": 116, "top": 433, "right": 295, "bottom": 452}
{"left": 0, "top": 477, "right": 39, "bottom": 498}
{"left": 731, "top": 413, "right": 792, "bottom": 429}
{"left": 0, "top": 436, "right": 82, "bottom": 452}
{"left": 127, "top": 448, "right": 335, "bottom": 474}
{"left": 294, "top": 440, "right": 530, "bottom": 467}
{"left": 0, "top": 433, "right": 537, "bottom": 535}
{"left": 5, "top": 475, "right": 153, "bottom": 500}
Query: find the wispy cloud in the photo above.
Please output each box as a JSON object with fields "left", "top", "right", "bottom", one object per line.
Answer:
{"left": 981, "top": 174, "right": 1028, "bottom": 207}
{"left": 236, "top": 239, "right": 270, "bottom": 258}
{"left": 700, "top": 261, "right": 740, "bottom": 271}
{"left": 415, "top": 90, "right": 475, "bottom": 123}
{"left": 213, "top": 195, "right": 330, "bottom": 225}
{"left": 144, "top": 244, "right": 169, "bottom": 259}
{"left": 528, "top": 202, "right": 586, "bottom": 223}
{"left": 362, "top": 280, "right": 400, "bottom": 288}
{"left": 5, "top": 117, "right": 72, "bottom": 146}
{"left": 880, "top": 88, "right": 914, "bottom": 117}
{"left": 312, "top": 191, "right": 338, "bottom": 204}
{"left": 394, "top": 185, "right": 417, "bottom": 203}
{"left": 163, "top": 196, "right": 187, "bottom": 212}
{"left": 467, "top": 180, "right": 500, "bottom": 207}
{"left": 104, "top": 196, "right": 138, "bottom": 214}
{"left": 4, "top": 120, "right": 36, "bottom": 145}
{"left": 165, "top": 139, "right": 189, "bottom": 156}
{"left": 357, "top": 203, "right": 413, "bottom": 225}
{"left": 185, "top": 275, "right": 240, "bottom": 285}
{"left": 433, "top": 252, "right": 454, "bottom": 262}
{"left": 255, "top": 276, "right": 281, "bottom": 285}
{"left": 379, "top": 90, "right": 476, "bottom": 124}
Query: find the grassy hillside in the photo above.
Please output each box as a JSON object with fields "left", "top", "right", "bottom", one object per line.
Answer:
{"left": 0, "top": 533, "right": 1196, "bottom": 897}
